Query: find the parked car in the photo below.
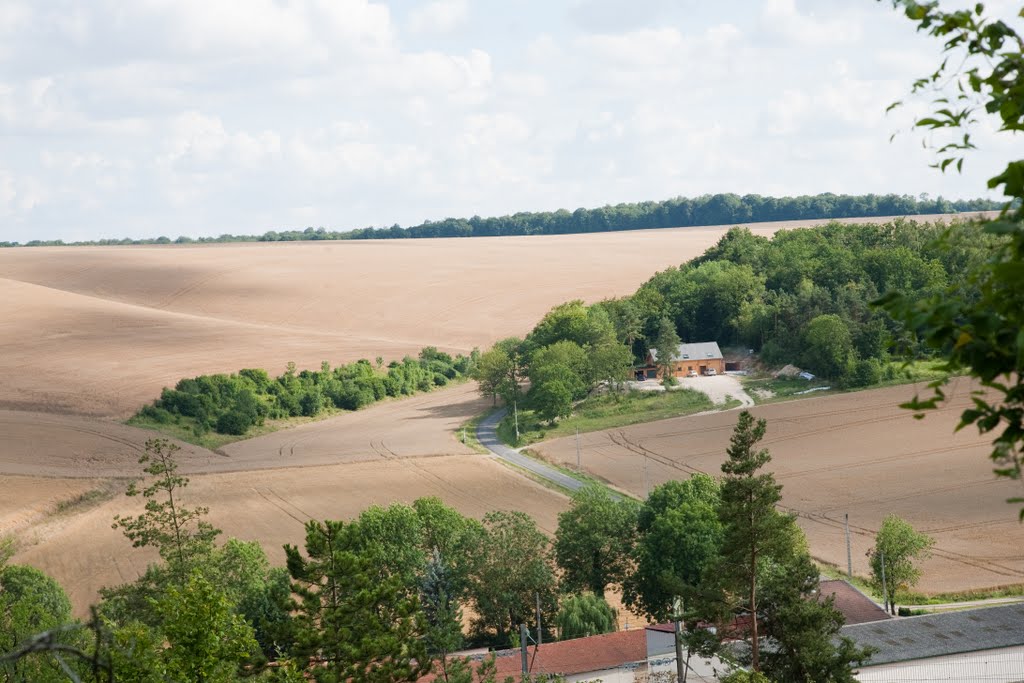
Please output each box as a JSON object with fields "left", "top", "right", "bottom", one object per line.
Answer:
{"left": 705, "top": 367, "right": 717, "bottom": 376}
{"left": 687, "top": 369, "right": 698, "bottom": 377}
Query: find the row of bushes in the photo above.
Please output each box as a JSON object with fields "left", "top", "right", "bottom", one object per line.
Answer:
{"left": 134, "top": 347, "right": 478, "bottom": 437}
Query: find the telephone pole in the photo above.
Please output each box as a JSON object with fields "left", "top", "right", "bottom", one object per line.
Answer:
{"left": 536, "top": 592, "right": 543, "bottom": 647}
{"left": 575, "top": 427, "right": 581, "bottom": 470}
{"left": 845, "top": 513, "right": 852, "bottom": 579}
{"left": 513, "top": 399, "right": 520, "bottom": 442}
{"left": 880, "top": 550, "right": 889, "bottom": 615}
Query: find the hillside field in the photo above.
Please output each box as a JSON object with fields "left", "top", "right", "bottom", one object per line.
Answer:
{"left": 0, "top": 212, "right": 1012, "bottom": 611}
{"left": 531, "top": 380, "right": 1024, "bottom": 594}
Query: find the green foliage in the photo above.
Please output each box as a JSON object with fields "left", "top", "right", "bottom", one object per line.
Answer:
{"left": 719, "top": 671, "right": 774, "bottom": 683}
{"left": 715, "top": 411, "right": 790, "bottom": 673}
{"left": 803, "top": 314, "right": 854, "bottom": 379}
{"left": 419, "top": 549, "right": 463, "bottom": 663}
{"left": 651, "top": 316, "right": 681, "bottom": 378}
{"left": 758, "top": 552, "right": 873, "bottom": 682}
{"left": 6, "top": 193, "right": 1000, "bottom": 247}
{"left": 554, "top": 485, "right": 639, "bottom": 598}
{"left": 469, "top": 511, "right": 558, "bottom": 645}
{"left": 111, "top": 438, "right": 220, "bottom": 582}
{"left": 554, "top": 593, "right": 617, "bottom": 640}
{"left": 624, "top": 475, "right": 722, "bottom": 622}
{"left": 867, "top": 514, "right": 935, "bottom": 615}
{"left": 474, "top": 338, "right": 527, "bottom": 405}
{"left": 0, "top": 564, "right": 74, "bottom": 683}
{"left": 876, "top": 1, "right": 1024, "bottom": 516}
{"left": 530, "top": 379, "right": 573, "bottom": 424}
{"left": 285, "top": 519, "right": 430, "bottom": 683}
{"left": 153, "top": 571, "right": 259, "bottom": 682}
{"left": 133, "top": 349, "right": 476, "bottom": 441}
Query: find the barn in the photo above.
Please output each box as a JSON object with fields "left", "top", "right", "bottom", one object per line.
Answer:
{"left": 636, "top": 341, "right": 725, "bottom": 380}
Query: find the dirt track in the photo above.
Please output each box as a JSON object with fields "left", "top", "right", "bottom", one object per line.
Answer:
{"left": 531, "top": 380, "right": 1024, "bottom": 594}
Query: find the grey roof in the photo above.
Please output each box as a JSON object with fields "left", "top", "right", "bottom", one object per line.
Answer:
{"left": 841, "top": 602, "right": 1024, "bottom": 666}
{"left": 649, "top": 342, "right": 723, "bottom": 362}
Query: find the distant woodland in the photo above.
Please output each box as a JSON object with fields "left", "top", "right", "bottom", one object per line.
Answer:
{"left": 2, "top": 192, "right": 1001, "bottom": 247}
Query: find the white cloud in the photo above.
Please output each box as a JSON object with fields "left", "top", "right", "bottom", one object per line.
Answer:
{"left": 407, "top": 0, "right": 468, "bottom": 34}
{"left": 0, "top": 1, "right": 1017, "bottom": 242}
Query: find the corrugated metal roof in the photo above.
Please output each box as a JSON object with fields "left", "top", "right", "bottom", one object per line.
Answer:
{"left": 650, "top": 342, "right": 723, "bottom": 362}
{"left": 842, "top": 603, "right": 1024, "bottom": 665}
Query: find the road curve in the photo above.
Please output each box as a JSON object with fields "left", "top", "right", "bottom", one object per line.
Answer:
{"left": 476, "top": 408, "right": 584, "bottom": 492}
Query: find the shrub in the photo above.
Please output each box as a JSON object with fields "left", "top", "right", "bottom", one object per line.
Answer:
{"left": 216, "top": 410, "right": 254, "bottom": 435}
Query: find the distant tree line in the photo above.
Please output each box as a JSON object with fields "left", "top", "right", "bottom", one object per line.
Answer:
{"left": 134, "top": 348, "right": 477, "bottom": 438}
{"left": 1, "top": 192, "right": 1001, "bottom": 247}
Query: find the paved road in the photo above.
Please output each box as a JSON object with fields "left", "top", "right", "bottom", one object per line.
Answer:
{"left": 476, "top": 408, "right": 584, "bottom": 493}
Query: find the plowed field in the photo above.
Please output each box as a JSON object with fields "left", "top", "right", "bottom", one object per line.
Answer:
{"left": 531, "top": 380, "right": 1024, "bottom": 594}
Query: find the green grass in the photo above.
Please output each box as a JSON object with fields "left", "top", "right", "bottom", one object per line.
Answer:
{"left": 497, "top": 388, "right": 719, "bottom": 447}
{"left": 817, "top": 561, "right": 1024, "bottom": 607}
{"left": 743, "top": 359, "right": 953, "bottom": 405}
{"left": 456, "top": 410, "right": 492, "bottom": 455}
{"left": 53, "top": 485, "right": 119, "bottom": 515}
{"left": 126, "top": 409, "right": 349, "bottom": 450}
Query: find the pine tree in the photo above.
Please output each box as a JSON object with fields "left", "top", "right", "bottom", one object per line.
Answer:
{"left": 419, "top": 548, "right": 463, "bottom": 682}
{"left": 716, "top": 411, "right": 789, "bottom": 672}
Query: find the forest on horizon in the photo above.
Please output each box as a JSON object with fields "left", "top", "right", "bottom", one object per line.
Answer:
{"left": 2, "top": 191, "right": 1002, "bottom": 247}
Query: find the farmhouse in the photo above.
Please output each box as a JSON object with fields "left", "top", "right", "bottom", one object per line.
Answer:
{"left": 637, "top": 342, "right": 725, "bottom": 380}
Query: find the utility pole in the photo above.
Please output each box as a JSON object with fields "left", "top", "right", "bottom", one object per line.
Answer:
{"left": 520, "top": 623, "right": 529, "bottom": 675}
{"left": 880, "top": 550, "right": 889, "bottom": 615}
{"left": 575, "top": 427, "right": 581, "bottom": 470}
{"left": 514, "top": 399, "right": 520, "bottom": 443}
{"left": 535, "top": 592, "right": 543, "bottom": 647}
{"left": 672, "top": 597, "right": 686, "bottom": 683}
{"left": 643, "top": 455, "right": 649, "bottom": 498}
{"left": 845, "top": 513, "right": 852, "bottom": 579}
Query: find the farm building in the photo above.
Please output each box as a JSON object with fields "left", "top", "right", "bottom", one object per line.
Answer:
{"left": 843, "top": 602, "right": 1024, "bottom": 682}
{"left": 637, "top": 342, "right": 725, "bottom": 380}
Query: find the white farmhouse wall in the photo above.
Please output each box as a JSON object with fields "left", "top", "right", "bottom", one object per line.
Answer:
{"left": 856, "top": 646, "right": 1024, "bottom": 682}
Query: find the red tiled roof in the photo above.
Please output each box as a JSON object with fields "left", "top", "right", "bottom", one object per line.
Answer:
{"left": 422, "top": 629, "right": 647, "bottom": 682}
{"left": 818, "top": 579, "right": 891, "bottom": 625}
{"left": 494, "top": 629, "right": 646, "bottom": 677}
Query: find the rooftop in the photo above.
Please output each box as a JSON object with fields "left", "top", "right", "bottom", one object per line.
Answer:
{"left": 818, "top": 579, "right": 890, "bottom": 626}
{"left": 649, "top": 342, "right": 723, "bottom": 363}
{"left": 841, "top": 602, "right": 1024, "bottom": 665}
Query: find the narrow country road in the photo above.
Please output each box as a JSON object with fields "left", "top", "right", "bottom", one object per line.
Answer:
{"left": 476, "top": 408, "right": 584, "bottom": 493}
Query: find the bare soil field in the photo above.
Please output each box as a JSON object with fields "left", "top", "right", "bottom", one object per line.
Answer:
{"left": 0, "top": 214, "right": 979, "bottom": 417}
{"left": 0, "top": 212, "right": 1002, "bottom": 611}
{"left": 12, "top": 454, "right": 568, "bottom": 615}
{"left": 532, "top": 379, "right": 1024, "bottom": 594}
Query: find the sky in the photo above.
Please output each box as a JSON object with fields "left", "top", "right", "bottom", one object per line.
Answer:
{"left": 0, "top": 0, "right": 1021, "bottom": 243}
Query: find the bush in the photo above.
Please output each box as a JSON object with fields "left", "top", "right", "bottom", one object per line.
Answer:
{"left": 846, "top": 358, "right": 883, "bottom": 388}
{"left": 216, "top": 410, "right": 254, "bottom": 435}
{"left": 138, "top": 404, "right": 173, "bottom": 424}
{"left": 299, "top": 389, "right": 323, "bottom": 417}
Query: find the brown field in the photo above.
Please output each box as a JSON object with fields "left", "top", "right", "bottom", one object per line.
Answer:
{"left": 532, "top": 379, "right": 1024, "bottom": 594}
{"left": 0, "top": 212, "right": 1008, "bottom": 612}
{"left": 0, "top": 214, "right": 980, "bottom": 417}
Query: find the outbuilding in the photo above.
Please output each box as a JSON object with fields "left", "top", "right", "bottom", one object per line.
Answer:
{"left": 637, "top": 342, "right": 725, "bottom": 380}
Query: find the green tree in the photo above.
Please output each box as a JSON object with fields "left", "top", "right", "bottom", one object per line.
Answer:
{"left": 469, "top": 511, "right": 558, "bottom": 645}
{"left": 0, "top": 565, "right": 74, "bottom": 683}
{"left": 155, "top": 571, "right": 259, "bottom": 683}
{"left": 802, "top": 314, "right": 854, "bottom": 379}
{"left": 528, "top": 340, "right": 590, "bottom": 400}
{"left": 716, "top": 411, "right": 790, "bottom": 673}
{"left": 530, "top": 380, "right": 573, "bottom": 424}
{"left": 285, "top": 519, "right": 430, "bottom": 683}
{"left": 419, "top": 549, "right": 463, "bottom": 682}
{"left": 554, "top": 593, "right": 617, "bottom": 640}
{"left": 623, "top": 475, "right": 722, "bottom": 622}
{"left": 878, "top": 1, "right": 1024, "bottom": 516}
{"left": 554, "top": 485, "right": 639, "bottom": 598}
{"left": 588, "top": 342, "right": 635, "bottom": 394}
{"left": 413, "top": 497, "right": 485, "bottom": 601}
{"left": 111, "top": 438, "right": 220, "bottom": 583}
{"left": 758, "top": 545, "right": 873, "bottom": 682}
{"left": 474, "top": 338, "right": 527, "bottom": 406}
{"left": 867, "top": 514, "right": 935, "bottom": 615}
{"left": 651, "top": 316, "right": 681, "bottom": 381}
